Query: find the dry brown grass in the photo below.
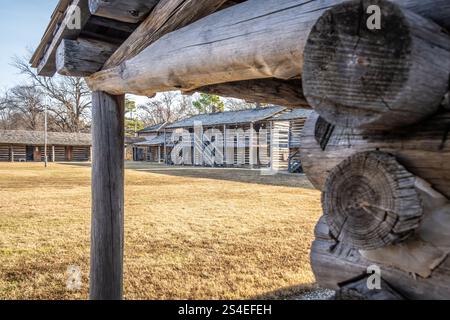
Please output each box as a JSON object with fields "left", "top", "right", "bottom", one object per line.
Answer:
{"left": 0, "top": 162, "right": 321, "bottom": 300}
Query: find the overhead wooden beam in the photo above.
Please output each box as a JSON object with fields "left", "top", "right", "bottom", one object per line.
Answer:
{"left": 37, "top": 0, "right": 91, "bottom": 77}
{"left": 89, "top": 0, "right": 159, "bottom": 23}
{"left": 188, "top": 79, "right": 310, "bottom": 108}
{"left": 56, "top": 37, "right": 119, "bottom": 77}
{"left": 103, "top": 0, "right": 228, "bottom": 69}
{"left": 87, "top": 0, "right": 450, "bottom": 97}
{"left": 90, "top": 91, "right": 125, "bottom": 300}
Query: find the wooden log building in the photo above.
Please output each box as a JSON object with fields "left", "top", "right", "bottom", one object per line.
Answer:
{"left": 0, "top": 130, "right": 91, "bottom": 162}
{"left": 31, "top": 0, "right": 450, "bottom": 299}
{"left": 133, "top": 122, "right": 167, "bottom": 162}
{"left": 132, "top": 107, "right": 312, "bottom": 172}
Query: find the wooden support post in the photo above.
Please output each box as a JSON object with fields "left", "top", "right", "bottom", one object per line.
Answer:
{"left": 223, "top": 124, "right": 227, "bottom": 167}
{"left": 163, "top": 129, "right": 167, "bottom": 165}
{"left": 52, "top": 146, "right": 56, "bottom": 162}
{"left": 269, "top": 121, "right": 274, "bottom": 172}
{"left": 249, "top": 122, "right": 255, "bottom": 169}
{"left": 90, "top": 91, "right": 125, "bottom": 300}
{"left": 10, "top": 146, "right": 14, "bottom": 162}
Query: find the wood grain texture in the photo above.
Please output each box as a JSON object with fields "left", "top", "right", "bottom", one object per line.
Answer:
{"left": 90, "top": 92, "right": 125, "bottom": 300}
{"left": 89, "top": 0, "right": 159, "bottom": 23}
{"left": 300, "top": 111, "right": 450, "bottom": 198}
{"left": 303, "top": 0, "right": 450, "bottom": 130}
{"left": 103, "top": 0, "right": 228, "bottom": 69}
{"left": 311, "top": 216, "right": 450, "bottom": 300}
{"left": 335, "top": 275, "right": 405, "bottom": 300}
{"left": 87, "top": 0, "right": 450, "bottom": 96}
{"left": 189, "top": 79, "right": 309, "bottom": 108}
{"left": 56, "top": 37, "right": 119, "bottom": 77}
{"left": 323, "top": 151, "right": 422, "bottom": 250}
{"left": 38, "top": 0, "right": 91, "bottom": 77}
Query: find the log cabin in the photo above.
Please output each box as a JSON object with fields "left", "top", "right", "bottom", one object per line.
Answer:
{"left": 0, "top": 130, "right": 91, "bottom": 162}
{"left": 31, "top": 0, "right": 450, "bottom": 300}
{"left": 132, "top": 107, "right": 312, "bottom": 171}
{"left": 133, "top": 122, "right": 167, "bottom": 161}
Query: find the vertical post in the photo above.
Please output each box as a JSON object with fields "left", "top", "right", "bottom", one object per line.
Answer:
{"left": 164, "top": 129, "right": 167, "bottom": 165}
{"left": 10, "top": 146, "right": 14, "bottom": 162}
{"left": 44, "top": 104, "right": 48, "bottom": 168}
{"left": 270, "top": 121, "right": 274, "bottom": 171}
{"left": 223, "top": 125, "right": 227, "bottom": 167}
{"left": 249, "top": 122, "right": 255, "bottom": 169}
{"left": 52, "top": 146, "right": 56, "bottom": 162}
{"left": 90, "top": 91, "right": 125, "bottom": 300}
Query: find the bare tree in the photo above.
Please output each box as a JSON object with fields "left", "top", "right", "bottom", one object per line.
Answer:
{"left": 140, "top": 91, "right": 196, "bottom": 126}
{"left": 2, "top": 85, "right": 45, "bottom": 131}
{"left": 12, "top": 55, "right": 92, "bottom": 132}
{"left": 224, "top": 97, "right": 259, "bottom": 111}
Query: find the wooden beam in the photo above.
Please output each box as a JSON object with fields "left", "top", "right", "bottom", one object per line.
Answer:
{"left": 56, "top": 37, "right": 119, "bottom": 77}
{"left": 188, "top": 79, "right": 309, "bottom": 108}
{"left": 103, "top": 0, "right": 228, "bottom": 69}
{"left": 87, "top": 0, "right": 450, "bottom": 97}
{"left": 37, "top": 0, "right": 91, "bottom": 77}
{"left": 303, "top": 0, "right": 450, "bottom": 130}
{"left": 89, "top": 0, "right": 159, "bottom": 23}
{"left": 90, "top": 91, "right": 125, "bottom": 300}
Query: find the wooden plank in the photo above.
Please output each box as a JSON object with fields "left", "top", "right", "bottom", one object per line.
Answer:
{"left": 56, "top": 37, "right": 119, "bottom": 77}
{"left": 90, "top": 91, "right": 125, "bottom": 300}
{"left": 37, "top": 0, "right": 91, "bottom": 77}
{"left": 89, "top": 0, "right": 159, "bottom": 23}
{"left": 103, "top": 0, "right": 228, "bottom": 69}
{"left": 87, "top": 0, "right": 450, "bottom": 97}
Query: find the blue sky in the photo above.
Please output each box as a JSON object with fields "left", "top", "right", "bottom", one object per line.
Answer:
{"left": 0, "top": 0, "right": 59, "bottom": 90}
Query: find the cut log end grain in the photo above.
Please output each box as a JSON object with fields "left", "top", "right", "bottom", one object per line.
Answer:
{"left": 322, "top": 151, "right": 423, "bottom": 250}
{"left": 303, "top": 0, "right": 450, "bottom": 130}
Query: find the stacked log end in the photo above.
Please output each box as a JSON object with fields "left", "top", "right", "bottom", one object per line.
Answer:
{"left": 323, "top": 151, "right": 423, "bottom": 250}
{"left": 301, "top": 0, "right": 450, "bottom": 299}
{"left": 302, "top": 0, "right": 450, "bottom": 130}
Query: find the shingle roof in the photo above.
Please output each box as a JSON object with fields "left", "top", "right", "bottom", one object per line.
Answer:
{"left": 138, "top": 122, "right": 167, "bottom": 134}
{"left": 270, "top": 108, "right": 313, "bottom": 121}
{"left": 135, "top": 135, "right": 168, "bottom": 146}
{"left": 166, "top": 106, "right": 285, "bottom": 129}
{"left": 0, "top": 130, "right": 91, "bottom": 146}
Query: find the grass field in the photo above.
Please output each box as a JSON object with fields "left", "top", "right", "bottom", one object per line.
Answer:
{"left": 0, "top": 162, "right": 321, "bottom": 300}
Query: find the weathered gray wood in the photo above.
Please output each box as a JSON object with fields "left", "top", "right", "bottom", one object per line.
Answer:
{"left": 89, "top": 0, "right": 159, "bottom": 23}
{"left": 103, "top": 0, "right": 228, "bottom": 69}
{"left": 323, "top": 151, "right": 422, "bottom": 250}
{"left": 87, "top": 0, "right": 450, "bottom": 96}
{"left": 311, "top": 216, "right": 450, "bottom": 300}
{"left": 56, "top": 37, "right": 119, "bottom": 77}
{"left": 303, "top": 0, "right": 450, "bottom": 130}
{"left": 189, "top": 79, "right": 309, "bottom": 108}
{"left": 37, "top": 0, "right": 91, "bottom": 76}
{"left": 90, "top": 91, "right": 125, "bottom": 300}
{"left": 335, "top": 275, "right": 405, "bottom": 300}
{"left": 300, "top": 111, "right": 450, "bottom": 198}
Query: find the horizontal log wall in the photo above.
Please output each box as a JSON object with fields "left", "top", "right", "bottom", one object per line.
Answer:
{"left": 271, "top": 121, "right": 290, "bottom": 171}
{"left": 73, "top": 146, "right": 91, "bottom": 161}
{"left": 12, "top": 146, "right": 26, "bottom": 162}
{"left": 0, "top": 145, "right": 10, "bottom": 162}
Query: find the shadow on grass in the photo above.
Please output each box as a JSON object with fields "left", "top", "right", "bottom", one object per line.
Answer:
{"left": 61, "top": 161, "right": 316, "bottom": 189}
{"left": 251, "top": 283, "right": 320, "bottom": 300}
